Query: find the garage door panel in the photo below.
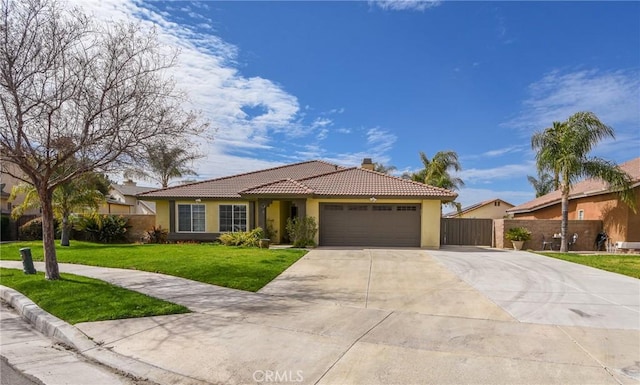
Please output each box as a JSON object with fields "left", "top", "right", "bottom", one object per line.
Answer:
{"left": 319, "top": 203, "right": 421, "bottom": 247}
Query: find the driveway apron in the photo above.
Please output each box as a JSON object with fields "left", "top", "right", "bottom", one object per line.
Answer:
{"left": 2, "top": 249, "right": 638, "bottom": 385}
{"left": 427, "top": 246, "right": 640, "bottom": 330}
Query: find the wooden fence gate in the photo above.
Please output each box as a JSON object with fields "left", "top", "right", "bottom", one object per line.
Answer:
{"left": 440, "top": 218, "right": 493, "bottom": 246}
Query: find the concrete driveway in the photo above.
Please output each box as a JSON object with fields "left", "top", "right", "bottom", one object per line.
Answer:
{"left": 259, "top": 248, "right": 512, "bottom": 321}
{"left": 428, "top": 246, "right": 640, "bottom": 330}
{"left": 6, "top": 248, "right": 637, "bottom": 384}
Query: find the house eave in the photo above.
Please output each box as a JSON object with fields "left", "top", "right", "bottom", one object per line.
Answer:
{"left": 507, "top": 183, "right": 640, "bottom": 214}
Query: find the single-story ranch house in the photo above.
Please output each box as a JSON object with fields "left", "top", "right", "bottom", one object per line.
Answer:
{"left": 443, "top": 198, "right": 514, "bottom": 219}
{"left": 138, "top": 159, "right": 457, "bottom": 247}
{"left": 507, "top": 157, "right": 640, "bottom": 244}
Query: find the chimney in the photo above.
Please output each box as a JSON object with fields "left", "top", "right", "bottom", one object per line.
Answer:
{"left": 123, "top": 179, "right": 136, "bottom": 186}
{"left": 361, "top": 158, "right": 374, "bottom": 171}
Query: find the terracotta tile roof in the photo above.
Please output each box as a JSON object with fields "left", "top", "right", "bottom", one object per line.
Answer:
{"left": 241, "top": 167, "right": 457, "bottom": 199}
{"left": 139, "top": 159, "right": 457, "bottom": 200}
{"left": 138, "top": 160, "right": 344, "bottom": 199}
{"left": 508, "top": 157, "right": 640, "bottom": 214}
{"left": 240, "top": 178, "right": 314, "bottom": 196}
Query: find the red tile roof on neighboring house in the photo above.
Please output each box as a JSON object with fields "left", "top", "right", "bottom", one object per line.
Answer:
{"left": 139, "top": 160, "right": 457, "bottom": 200}
{"left": 111, "top": 183, "right": 156, "bottom": 197}
{"left": 507, "top": 157, "right": 640, "bottom": 214}
{"left": 138, "top": 160, "right": 344, "bottom": 199}
{"left": 443, "top": 198, "right": 514, "bottom": 218}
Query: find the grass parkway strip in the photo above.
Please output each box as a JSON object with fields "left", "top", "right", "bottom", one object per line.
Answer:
{"left": 0, "top": 241, "right": 308, "bottom": 292}
{"left": 0, "top": 267, "right": 190, "bottom": 324}
{"left": 536, "top": 252, "right": 640, "bottom": 279}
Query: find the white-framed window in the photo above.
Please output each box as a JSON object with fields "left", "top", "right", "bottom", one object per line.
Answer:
{"left": 577, "top": 209, "right": 584, "bottom": 220}
{"left": 219, "top": 204, "right": 247, "bottom": 232}
{"left": 177, "top": 204, "right": 206, "bottom": 232}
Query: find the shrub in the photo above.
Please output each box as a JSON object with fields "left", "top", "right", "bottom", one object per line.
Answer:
{"left": 264, "top": 219, "right": 278, "bottom": 243}
{"left": 286, "top": 216, "right": 317, "bottom": 248}
{"left": 75, "top": 214, "right": 129, "bottom": 243}
{"left": 143, "top": 226, "right": 169, "bottom": 244}
{"left": 18, "top": 217, "right": 60, "bottom": 240}
{"left": 505, "top": 227, "right": 532, "bottom": 242}
{"left": 219, "top": 227, "right": 265, "bottom": 247}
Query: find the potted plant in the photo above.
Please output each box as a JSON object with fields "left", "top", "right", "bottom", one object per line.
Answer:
{"left": 505, "top": 227, "right": 532, "bottom": 251}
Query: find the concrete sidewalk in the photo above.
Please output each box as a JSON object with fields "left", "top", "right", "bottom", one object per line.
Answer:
{"left": 0, "top": 301, "right": 138, "bottom": 385}
{"left": 1, "top": 250, "right": 639, "bottom": 385}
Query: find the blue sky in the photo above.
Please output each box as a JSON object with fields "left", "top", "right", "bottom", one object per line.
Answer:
{"left": 74, "top": 0, "right": 640, "bottom": 208}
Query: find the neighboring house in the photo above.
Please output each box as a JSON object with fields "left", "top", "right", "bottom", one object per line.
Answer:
{"left": 138, "top": 159, "right": 457, "bottom": 248}
{"left": 0, "top": 183, "right": 11, "bottom": 216}
{"left": 1, "top": 162, "right": 41, "bottom": 240}
{"left": 443, "top": 198, "right": 514, "bottom": 219}
{"left": 0, "top": 162, "right": 40, "bottom": 217}
{"left": 101, "top": 179, "right": 156, "bottom": 215}
{"left": 507, "top": 157, "right": 640, "bottom": 243}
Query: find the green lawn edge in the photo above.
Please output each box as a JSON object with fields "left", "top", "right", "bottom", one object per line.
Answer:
{"left": 537, "top": 252, "right": 640, "bottom": 279}
{"left": 0, "top": 241, "right": 308, "bottom": 292}
{"left": 0, "top": 267, "right": 190, "bottom": 324}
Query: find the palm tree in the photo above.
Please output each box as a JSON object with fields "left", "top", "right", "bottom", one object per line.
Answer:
{"left": 408, "top": 151, "right": 464, "bottom": 210}
{"left": 527, "top": 172, "right": 555, "bottom": 197}
{"left": 373, "top": 162, "right": 397, "bottom": 174}
{"left": 125, "top": 142, "right": 203, "bottom": 188}
{"left": 531, "top": 111, "right": 635, "bottom": 252}
{"left": 10, "top": 173, "right": 108, "bottom": 246}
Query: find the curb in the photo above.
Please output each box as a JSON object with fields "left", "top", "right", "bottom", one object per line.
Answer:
{"left": 0, "top": 285, "right": 212, "bottom": 385}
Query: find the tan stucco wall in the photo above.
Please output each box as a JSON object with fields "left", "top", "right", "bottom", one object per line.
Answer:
{"left": 266, "top": 201, "right": 282, "bottom": 243}
{"left": 421, "top": 200, "right": 441, "bottom": 248}
{"left": 99, "top": 202, "right": 131, "bottom": 215}
{"left": 155, "top": 201, "right": 170, "bottom": 231}
{"left": 306, "top": 198, "right": 442, "bottom": 248}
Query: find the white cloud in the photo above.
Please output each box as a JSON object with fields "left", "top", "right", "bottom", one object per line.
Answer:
{"left": 68, "top": 0, "right": 320, "bottom": 179}
{"left": 459, "top": 161, "right": 536, "bottom": 184}
{"left": 507, "top": 69, "right": 640, "bottom": 133}
{"left": 66, "top": 1, "right": 405, "bottom": 181}
{"left": 370, "top": 0, "right": 441, "bottom": 12}
{"left": 481, "top": 145, "right": 526, "bottom": 158}
{"left": 311, "top": 117, "right": 333, "bottom": 129}
{"left": 366, "top": 127, "right": 397, "bottom": 151}
{"left": 198, "top": 151, "right": 284, "bottom": 181}
{"left": 320, "top": 128, "right": 397, "bottom": 166}
{"left": 455, "top": 188, "right": 534, "bottom": 210}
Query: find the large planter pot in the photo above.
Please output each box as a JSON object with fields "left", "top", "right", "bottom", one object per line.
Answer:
{"left": 512, "top": 241, "right": 525, "bottom": 251}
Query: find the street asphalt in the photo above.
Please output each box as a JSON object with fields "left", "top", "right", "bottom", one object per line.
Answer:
{"left": 1, "top": 247, "right": 639, "bottom": 385}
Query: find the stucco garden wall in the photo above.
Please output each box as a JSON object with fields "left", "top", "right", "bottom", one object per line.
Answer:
{"left": 123, "top": 214, "right": 156, "bottom": 243}
{"left": 494, "top": 219, "right": 602, "bottom": 251}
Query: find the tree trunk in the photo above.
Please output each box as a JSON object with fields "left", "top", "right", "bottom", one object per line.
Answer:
{"left": 559, "top": 183, "right": 570, "bottom": 253}
{"left": 39, "top": 188, "right": 60, "bottom": 280}
{"left": 60, "top": 214, "right": 70, "bottom": 247}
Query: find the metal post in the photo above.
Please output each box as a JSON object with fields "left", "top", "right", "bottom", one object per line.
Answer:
{"left": 19, "top": 248, "right": 37, "bottom": 274}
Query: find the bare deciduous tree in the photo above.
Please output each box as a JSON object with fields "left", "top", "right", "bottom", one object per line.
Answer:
{"left": 0, "top": 0, "right": 208, "bottom": 279}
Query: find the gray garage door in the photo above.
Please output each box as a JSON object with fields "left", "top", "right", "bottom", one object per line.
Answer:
{"left": 319, "top": 203, "right": 421, "bottom": 247}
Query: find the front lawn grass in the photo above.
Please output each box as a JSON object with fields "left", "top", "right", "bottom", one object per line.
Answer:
{"left": 538, "top": 252, "right": 640, "bottom": 279}
{"left": 0, "top": 241, "right": 307, "bottom": 292}
{"left": 0, "top": 268, "right": 190, "bottom": 324}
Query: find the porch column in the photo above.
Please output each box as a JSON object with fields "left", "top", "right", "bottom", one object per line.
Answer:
{"left": 292, "top": 199, "right": 306, "bottom": 218}
{"left": 257, "top": 199, "right": 273, "bottom": 230}
{"left": 248, "top": 201, "right": 256, "bottom": 230}
{"left": 169, "top": 200, "right": 176, "bottom": 233}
